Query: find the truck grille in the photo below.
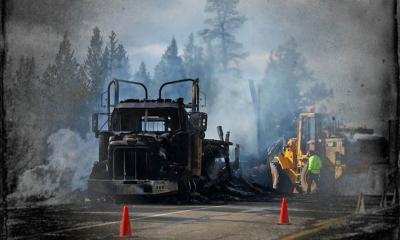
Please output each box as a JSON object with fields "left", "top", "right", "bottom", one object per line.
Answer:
{"left": 112, "top": 148, "right": 150, "bottom": 180}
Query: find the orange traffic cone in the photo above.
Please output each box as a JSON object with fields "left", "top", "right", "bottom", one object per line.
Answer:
{"left": 120, "top": 205, "right": 133, "bottom": 238}
{"left": 279, "top": 197, "right": 290, "bottom": 224}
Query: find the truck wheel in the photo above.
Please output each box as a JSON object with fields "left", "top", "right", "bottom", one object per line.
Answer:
{"left": 178, "top": 173, "right": 191, "bottom": 202}
{"left": 270, "top": 162, "right": 293, "bottom": 194}
{"left": 300, "top": 163, "right": 317, "bottom": 193}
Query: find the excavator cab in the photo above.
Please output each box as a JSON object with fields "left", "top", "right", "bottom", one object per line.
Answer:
{"left": 298, "top": 113, "right": 317, "bottom": 157}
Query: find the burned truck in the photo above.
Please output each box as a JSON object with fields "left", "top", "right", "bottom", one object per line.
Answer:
{"left": 88, "top": 79, "right": 234, "bottom": 198}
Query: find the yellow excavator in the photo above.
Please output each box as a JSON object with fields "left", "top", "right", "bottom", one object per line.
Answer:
{"left": 270, "top": 112, "right": 388, "bottom": 194}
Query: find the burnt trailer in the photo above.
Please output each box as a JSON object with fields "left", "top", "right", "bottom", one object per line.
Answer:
{"left": 88, "top": 79, "right": 234, "bottom": 198}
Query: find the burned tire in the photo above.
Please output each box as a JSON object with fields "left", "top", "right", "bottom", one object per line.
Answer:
{"left": 178, "top": 172, "right": 192, "bottom": 202}
{"left": 270, "top": 162, "right": 293, "bottom": 194}
{"left": 300, "top": 163, "right": 317, "bottom": 193}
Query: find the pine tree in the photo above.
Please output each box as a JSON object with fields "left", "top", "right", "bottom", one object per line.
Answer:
{"left": 56, "top": 34, "right": 81, "bottom": 106}
{"left": 114, "top": 43, "right": 130, "bottom": 79}
{"left": 85, "top": 27, "right": 106, "bottom": 105}
{"left": 15, "top": 56, "right": 36, "bottom": 105}
{"left": 259, "top": 37, "right": 332, "bottom": 146}
{"left": 199, "top": 38, "right": 217, "bottom": 105}
{"left": 133, "top": 62, "right": 151, "bottom": 98}
{"left": 154, "top": 37, "right": 185, "bottom": 82}
{"left": 183, "top": 33, "right": 205, "bottom": 80}
{"left": 199, "top": 0, "right": 247, "bottom": 73}
{"left": 42, "top": 32, "right": 90, "bottom": 132}
{"left": 154, "top": 37, "right": 185, "bottom": 99}
{"left": 134, "top": 62, "right": 151, "bottom": 85}
{"left": 10, "top": 56, "right": 38, "bottom": 129}
{"left": 8, "top": 55, "right": 44, "bottom": 178}
{"left": 84, "top": 29, "right": 131, "bottom": 106}
{"left": 154, "top": 37, "right": 185, "bottom": 83}
{"left": 183, "top": 33, "right": 196, "bottom": 77}
{"left": 74, "top": 65, "right": 91, "bottom": 133}
{"left": 105, "top": 31, "right": 130, "bottom": 81}
{"left": 109, "top": 31, "right": 118, "bottom": 71}
{"left": 102, "top": 46, "right": 110, "bottom": 81}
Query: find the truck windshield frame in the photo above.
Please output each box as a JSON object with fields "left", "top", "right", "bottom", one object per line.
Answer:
{"left": 111, "top": 108, "right": 180, "bottom": 133}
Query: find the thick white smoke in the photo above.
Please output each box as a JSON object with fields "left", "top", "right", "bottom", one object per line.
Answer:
{"left": 10, "top": 129, "right": 97, "bottom": 202}
{"left": 205, "top": 73, "right": 258, "bottom": 159}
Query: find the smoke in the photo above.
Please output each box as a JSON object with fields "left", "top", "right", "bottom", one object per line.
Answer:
{"left": 205, "top": 74, "right": 258, "bottom": 159}
{"left": 10, "top": 129, "right": 97, "bottom": 203}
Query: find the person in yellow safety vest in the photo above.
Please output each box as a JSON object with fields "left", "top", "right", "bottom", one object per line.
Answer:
{"left": 307, "top": 150, "right": 322, "bottom": 194}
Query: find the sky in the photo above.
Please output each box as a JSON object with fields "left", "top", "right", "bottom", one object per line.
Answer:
{"left": 5, "top": 0, "right": 398, "bottom": 135}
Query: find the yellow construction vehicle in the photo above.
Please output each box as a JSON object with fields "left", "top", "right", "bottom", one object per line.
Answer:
{"left": 270, "top": 112, "right": 388, "bottom": 194}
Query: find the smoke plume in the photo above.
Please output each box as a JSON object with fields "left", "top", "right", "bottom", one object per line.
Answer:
{"left": 10, "top": 129, "right": 97, "bottom": 203}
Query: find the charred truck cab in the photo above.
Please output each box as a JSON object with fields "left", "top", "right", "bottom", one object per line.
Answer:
{"left": 89, "top": 79, "right": 231, "bottom": 197}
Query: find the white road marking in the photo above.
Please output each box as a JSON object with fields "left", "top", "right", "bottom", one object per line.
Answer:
{"left": 39, "top": 205, "right": 224, "bottom": 236}
{"left": 241, "top": 206, "right": 351, "bottom": 214}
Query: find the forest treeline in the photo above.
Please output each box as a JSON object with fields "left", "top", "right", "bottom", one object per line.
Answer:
{"left": 4, "top": 0, "right": 331, "bottom": 192}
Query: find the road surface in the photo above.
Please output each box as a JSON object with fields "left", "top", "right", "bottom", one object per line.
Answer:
{"left": 4, "top": 194, "right": 399, "bottom": 239}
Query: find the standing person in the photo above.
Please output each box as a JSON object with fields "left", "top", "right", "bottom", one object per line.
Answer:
{"left": 307, "top": 150, "right": 322, "bottom": 194}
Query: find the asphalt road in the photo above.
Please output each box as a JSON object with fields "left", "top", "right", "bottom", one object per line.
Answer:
{"left": 5, "top": 194, "right": 398, "bottom": 239}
